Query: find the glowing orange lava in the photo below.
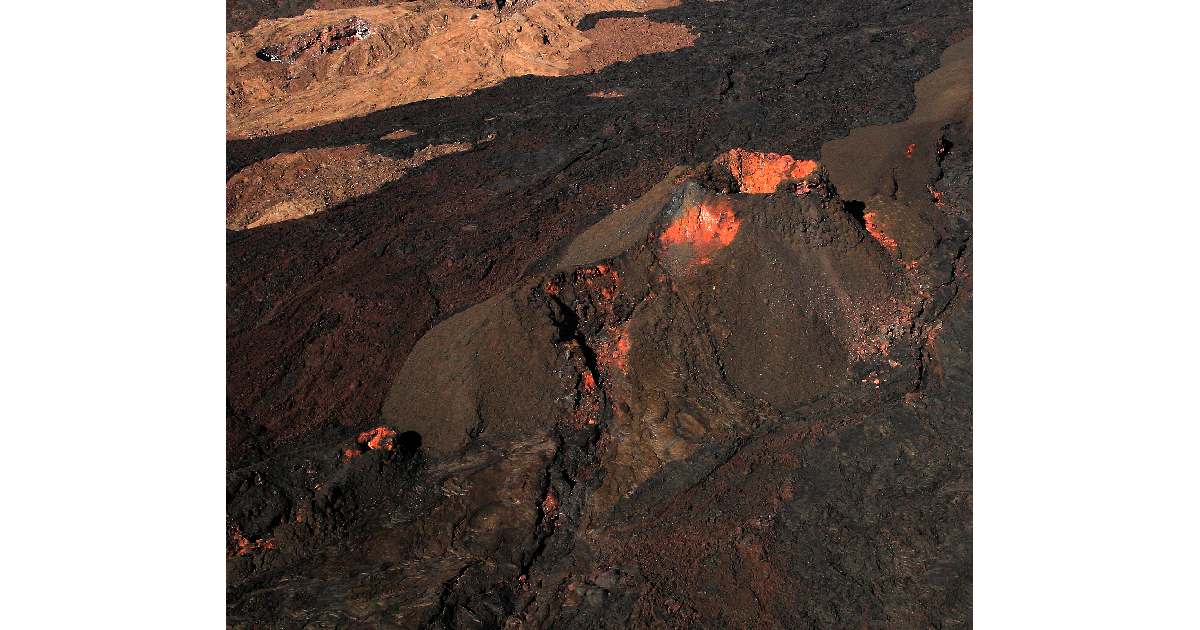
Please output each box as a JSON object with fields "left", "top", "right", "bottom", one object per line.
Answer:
{"left": 613, "top": 335, "right": 630, "bottom": 373}
{"left": 542, "top": 490, "right": 560, "bottom": 518}
{"left": 723, "top": 148, "right": 819, "bottom": 194}
{"left": 357, "top": 426, "right": 397, "bottom": 451}
{"left": 577, "top": 263, "right": 621, "bottom": 299}
{"left": 593, "top": 325, "right": 631, "bottom": 377}
{"left": 905, "top": 143, "right": 916, "bottom": 158}
{"left": 230, "top": 529, "right": 277, "bottom": 558}
{"left": 660, "top": 198, "right": 741, "bottom": 263}
{"left": 863, "top": 211, "right": 899, "bottom": 254}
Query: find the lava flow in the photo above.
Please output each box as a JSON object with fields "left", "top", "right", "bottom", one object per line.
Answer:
{"left": 863, "top": 210, "right": 899, "bottom": 254}
{"left": 357, "top": 426, "right": 397, "bottom": 451}
{"left": 723, "top": 148, "right": 819, "bottom": 194}
{"left": 660, "top": 197, "right": 741, "bottom": 264}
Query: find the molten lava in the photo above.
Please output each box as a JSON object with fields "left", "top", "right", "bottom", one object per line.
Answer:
{"left": 357, "top": 426, "right": 397, "bottom": 451}
{"left": 660, "top": 198, "right": 741, "bottom": 263}
{"left": 863, "top": 211, "right": 899, "bottom": 254}
{"left": 723, "top": 149, "right": 819, "bottom": 194}
{"left": 615, "top": 335, "right": 631, "bottom": 370}
{"left": 542, "top": 490, "right": 560, "bottom": 518}
{"left": 230, "top": 528, "right": 277, "bottom": 558}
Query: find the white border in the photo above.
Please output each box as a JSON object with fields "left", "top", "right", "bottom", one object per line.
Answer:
{"left": 4, "top": 1, "right": 226, "bottom": 626}
{"left": 975, "top": 0, "right": 1199, "bottom": 626}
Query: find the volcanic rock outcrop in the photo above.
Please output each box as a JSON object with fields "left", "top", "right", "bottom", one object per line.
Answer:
{"left": 255, "top": 16, "right": 371, "bottom": 64}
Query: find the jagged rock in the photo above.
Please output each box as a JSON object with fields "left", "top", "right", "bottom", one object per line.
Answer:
{"left": 256, "top": 17, "right": 370, "bottom": 64}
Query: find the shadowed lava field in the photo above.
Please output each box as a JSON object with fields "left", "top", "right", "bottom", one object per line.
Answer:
{"left": 227, "top": 0, "right": 972, "bottom": 626}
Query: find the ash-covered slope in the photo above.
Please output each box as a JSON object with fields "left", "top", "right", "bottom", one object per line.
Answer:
{"left": 227, "top": 1, "right": 971, "bottom": 626}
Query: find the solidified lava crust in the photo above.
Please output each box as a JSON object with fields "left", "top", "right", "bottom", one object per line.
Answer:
{"left": 227, "top": 0, "right": 973, "bottom": 626}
